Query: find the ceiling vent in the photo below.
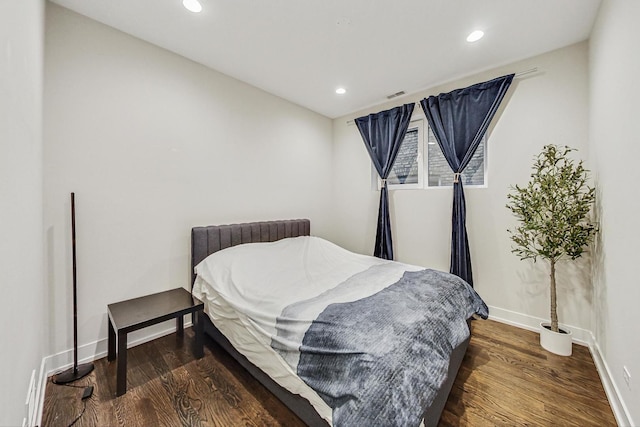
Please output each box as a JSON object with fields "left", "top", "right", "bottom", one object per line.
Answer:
{"left": 386, "top": 91, "right": 406, "bottom": 100}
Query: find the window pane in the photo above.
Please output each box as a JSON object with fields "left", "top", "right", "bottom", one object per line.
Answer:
{"left": 388, "top": 127, "right": 420, "bottom": 185}
{"left": 427, "top": 125, "right": 485, "bottom": 186}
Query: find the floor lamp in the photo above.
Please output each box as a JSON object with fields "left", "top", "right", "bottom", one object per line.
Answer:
{"left": 53, "top": 192, "right": 94, "bottom": 384}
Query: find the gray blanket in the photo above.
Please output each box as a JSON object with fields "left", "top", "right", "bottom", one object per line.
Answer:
{"left": 272, "top": 266, "right": 488, "bottom": 427}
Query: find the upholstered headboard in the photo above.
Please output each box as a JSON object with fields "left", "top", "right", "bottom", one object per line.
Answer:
{"left": 190, "top": 219, "right": 311, "bottom": 285}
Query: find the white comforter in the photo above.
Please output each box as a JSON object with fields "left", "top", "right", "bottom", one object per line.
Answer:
{"left": 193, "top": 236, "right": 420, "bottom": 423}
{"left": 192, "top": 236, "right": 487, "bottom": 426}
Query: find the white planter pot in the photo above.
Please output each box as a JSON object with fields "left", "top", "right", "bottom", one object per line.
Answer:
{"left": 540, "top": 322, "right": 573, "bottom": 356}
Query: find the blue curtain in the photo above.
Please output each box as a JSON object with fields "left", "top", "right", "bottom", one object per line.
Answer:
{"left": 355, "top": 103, "right": 415, "bottom": 260}
{"left": 420, "top": 75, "right": 514, "bottom": 286}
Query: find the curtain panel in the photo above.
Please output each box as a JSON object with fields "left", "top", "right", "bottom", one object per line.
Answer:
{"left": 420, "top": 74, "right": 514, "bottom": 286}
{"left": 355, "top": 103, "right": 415, "bottom": 260}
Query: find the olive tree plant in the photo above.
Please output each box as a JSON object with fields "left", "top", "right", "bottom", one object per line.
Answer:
{"left": 506, "top": 145, "right": 596, "bottom": 333}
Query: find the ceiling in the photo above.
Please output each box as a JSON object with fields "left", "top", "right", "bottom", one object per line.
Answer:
{"left": 49, "top": 0, "right": 601, "bottom": 119}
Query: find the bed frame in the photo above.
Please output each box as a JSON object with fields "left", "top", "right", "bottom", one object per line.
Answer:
{"left": 191, "top": 219, "right": 469, "bottom": 427}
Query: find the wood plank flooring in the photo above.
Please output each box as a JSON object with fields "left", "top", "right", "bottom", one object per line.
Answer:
{"left": 440, "top": 320, "right": 615, "bottom": 426}
{"left": 42, "top": 319, "right": 616, "bottom": 426}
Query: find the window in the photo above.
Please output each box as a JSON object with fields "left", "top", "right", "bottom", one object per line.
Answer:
{"left": 426, "top": 124, "right": 486, "bottom": 187}
{"left": 386, "top": 121, "right": 424, "bottom": 189}
{"left": 376, "top": 117, "right": 487, "bottom": 189}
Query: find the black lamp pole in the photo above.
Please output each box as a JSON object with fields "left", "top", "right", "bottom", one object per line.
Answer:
{"left": 53, "top": 193, "right": 94, "bottom": 384}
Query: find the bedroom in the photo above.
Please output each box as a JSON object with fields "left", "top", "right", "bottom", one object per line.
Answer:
{"left": 1, "top": 0, "right": 638, "bottom": 425}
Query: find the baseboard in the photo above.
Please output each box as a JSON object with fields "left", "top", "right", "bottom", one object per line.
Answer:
{"left": 589, "top": 337, "right": 634, "bottom": 427}
{"left": 35, "top": 321, "right": 192, "bottom": 427}
{"left": 487, "top": 305, "right": 593, "bottom": 346}
{"left": 32, "top": 358, "right": 47, "bottom": 427}
{"left": 24, "top": 369, "right": 37, "bottom": 427}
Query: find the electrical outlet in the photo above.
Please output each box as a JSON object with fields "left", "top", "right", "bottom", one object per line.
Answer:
{"left": 623, "top": 366, "right": 631, "bottom": 389}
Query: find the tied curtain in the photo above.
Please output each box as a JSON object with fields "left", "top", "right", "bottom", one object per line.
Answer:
{"left": 355, "top": 103, "right": 415, "bottom": 260}
{"left": 420, "top": 74, "right": 514, "bottom": 286}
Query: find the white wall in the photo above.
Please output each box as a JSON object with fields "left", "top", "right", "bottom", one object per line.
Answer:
{"left": 589, "top": 0, "right": 640, "bottom": 424}
{"left": 0, "top": 0, "right": 45, "bottom": 424}
{"left": 330, "top": 42, "right": 592, "bottom": 334}
{"left": 44, "top": 4, "right": 333, "bottom": 357}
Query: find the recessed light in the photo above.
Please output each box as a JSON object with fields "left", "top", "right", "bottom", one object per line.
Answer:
{"left": 183, "top": 0, "right": 202, "bottom": 13}
{"left": 466, "top": 30, "right": 484, "bottom": 43}
{"left": 336, "top": 87, "right": 347, "bottom": 95}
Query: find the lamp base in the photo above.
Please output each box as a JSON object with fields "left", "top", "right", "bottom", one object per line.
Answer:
{"left": 52, "top": 363, "right": 95, "bottom": 384}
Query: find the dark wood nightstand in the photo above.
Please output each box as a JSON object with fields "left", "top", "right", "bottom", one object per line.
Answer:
{"left": 107, "top": 287, "right": 204, "bottom": 396}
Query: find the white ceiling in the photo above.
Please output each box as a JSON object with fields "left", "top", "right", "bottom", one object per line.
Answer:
{"left": 49, "top": 0, "right": 601, "bottom": 118}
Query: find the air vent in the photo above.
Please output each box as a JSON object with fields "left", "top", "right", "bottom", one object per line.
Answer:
{"left": 387, "top": 91, "right": 406, "bottom": 100}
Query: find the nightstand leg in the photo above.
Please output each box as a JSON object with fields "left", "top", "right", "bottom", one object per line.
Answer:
{"left": 176, "top": 315, "right": 184, "bottom": 337}
{"left": 107, "top": 317, "right": 116, "bottom": 361}
{"left": 194, "top": 311, "right": 204, "bottom": 359}
{"left": 116, "top": 330, "right": 127, "bottom": 396}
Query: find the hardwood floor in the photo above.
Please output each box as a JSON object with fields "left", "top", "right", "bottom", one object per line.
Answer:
{"left": 440, "top": 320, "right": 616, "bottom": 426}
{"left": 43, "top": 328, "right": 303, "bottom": 427}
{"left": 42, "top": 319, "right": 616, "bottom": 426}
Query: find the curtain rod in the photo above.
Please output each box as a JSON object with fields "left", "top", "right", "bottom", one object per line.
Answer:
{"left": 346, "top": 67, "right": 538, "bottom": 125}
{"left": 514, "top": 67, "right": 538, "bottom": 77}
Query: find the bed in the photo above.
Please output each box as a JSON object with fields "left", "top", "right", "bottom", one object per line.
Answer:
{"left": 191, "top": 219, "right": 487, "bottom": 427}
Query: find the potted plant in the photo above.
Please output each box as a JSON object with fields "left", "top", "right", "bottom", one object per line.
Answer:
{"left": 506, "top": 145, "right": 596, "bottom": 356}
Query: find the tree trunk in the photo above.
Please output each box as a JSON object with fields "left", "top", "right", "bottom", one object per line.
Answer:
{"left": 550, "top": 259, "right": 558, "bottom": 332}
